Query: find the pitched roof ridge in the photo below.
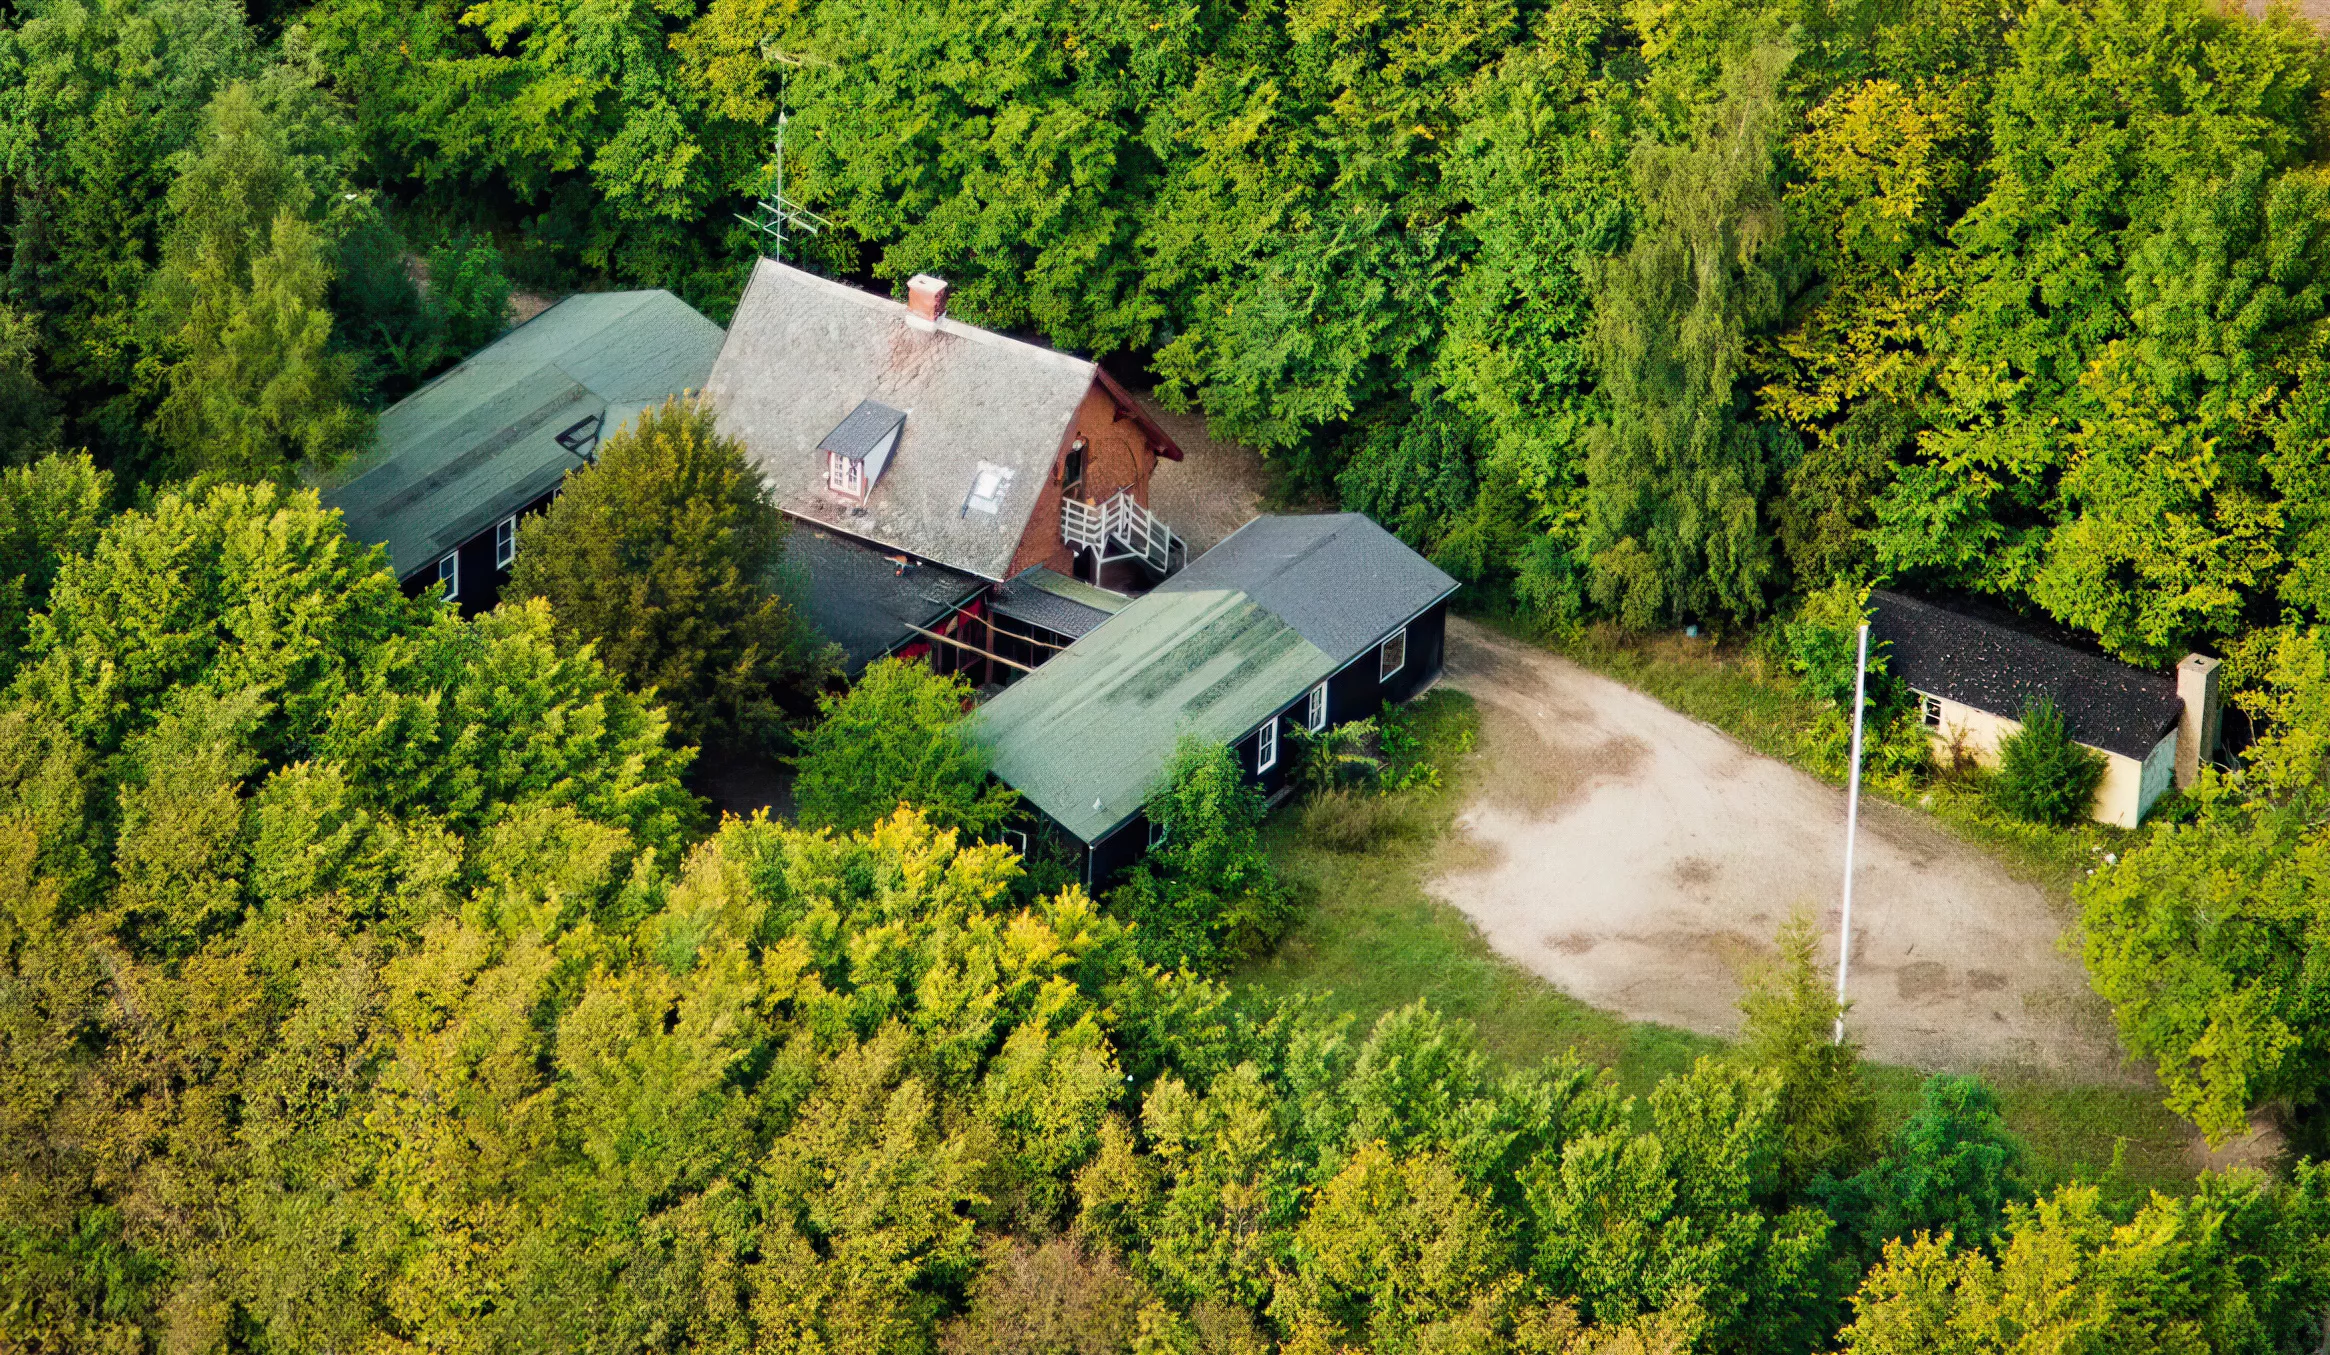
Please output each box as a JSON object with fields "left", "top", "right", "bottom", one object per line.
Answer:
{"left": 759, "top": 260, "right": 1094, "bottom": 375}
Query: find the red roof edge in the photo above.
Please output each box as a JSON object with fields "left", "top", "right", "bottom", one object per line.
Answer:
{"left": 1093, "top": 367, "right": 1184, "bottom": 461}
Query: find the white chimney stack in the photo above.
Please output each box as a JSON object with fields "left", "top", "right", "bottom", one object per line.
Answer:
{"left": 907, "top": 274, "right": 950, "bottom": 323}
{"left": 2175, "top": 653, "right": 2222, "bottom": 789}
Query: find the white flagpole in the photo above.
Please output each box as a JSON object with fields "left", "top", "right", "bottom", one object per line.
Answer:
{"left": 1835, "top": 621, "right": 1869, "bottom": 1044}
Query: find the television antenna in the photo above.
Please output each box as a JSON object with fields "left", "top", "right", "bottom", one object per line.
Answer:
{"left": 737, "top": 58, "right": 829, "bottom": 262}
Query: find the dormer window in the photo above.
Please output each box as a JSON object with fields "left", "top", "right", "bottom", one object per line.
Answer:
{"left": 818, "top": 399, "right": 907, "bottom": 500}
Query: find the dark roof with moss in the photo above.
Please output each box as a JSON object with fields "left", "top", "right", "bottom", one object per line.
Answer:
{"left": 1156, "top": 512, "right": 1457, "bottom": 666}
{"left": 786, "top": 527, "right": 984, "bottom": 676}
{"left": 1869, "top": 590, "right": 2183, "bottom": 760}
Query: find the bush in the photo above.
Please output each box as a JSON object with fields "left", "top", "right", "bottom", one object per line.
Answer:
{"left": 507, "top": 398, "right": 834, "bottom": 746}
{"left": 1738, "top": 911, "right": 1876, "bottom": 1192}
{"left": 1783, "top": 579, "right": 1875, "bottom": 712}
{"left": 1994, "top": 697, "right": 2106, "bottom": 826}
{"left": 792, "top": 655, "right": 1017, "bottom": 837}
{"left": 1106, "top": 738, "right": 1290, "bottom": 971}
{"left": 1289, "top": 717, "right": 1380, "bottom": 797}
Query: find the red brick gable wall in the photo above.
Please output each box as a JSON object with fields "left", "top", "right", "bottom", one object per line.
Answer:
{"left": 1007, "top": 380, "right": 1161, "bottom": 579}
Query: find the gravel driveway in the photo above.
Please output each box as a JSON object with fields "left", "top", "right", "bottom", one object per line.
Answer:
{"left": 1431, "top": 619, "right": 2135, "bottom": 1080}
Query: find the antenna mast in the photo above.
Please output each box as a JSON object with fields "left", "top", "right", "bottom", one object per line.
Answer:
{"left": 737, "top": 62, "right": 830, "bottom": 262}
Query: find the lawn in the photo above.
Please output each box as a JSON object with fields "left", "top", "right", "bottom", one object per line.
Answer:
{"left": 1232, "top": 685, "right": 2199, "bottom": 1198}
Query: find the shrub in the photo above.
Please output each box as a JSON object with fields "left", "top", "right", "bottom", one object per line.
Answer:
{"left": 1289, "top": 717, "right": 1380, "bottom": 798}
{"left": 507, "top": 398, "right": 834, "bottom": 747}
{"left": 1106, "top": 738, "right": 1290, "bottom": 971}
{"left": 1738, "top": 910, "right": 1876, "bottom": 1192}
{"left": 792, "top": 655, "right": 1017, "bottom": 837}
{"left": 1994, "top": 697, "right": 2106, "bottom": 826}
{"left": 1783, "top": 579, "right": 1875, "bottom": 712}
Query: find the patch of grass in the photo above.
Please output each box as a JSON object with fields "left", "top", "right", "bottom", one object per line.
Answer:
{"left": 1239, "top": 682, "right": 2196, "bottom": 1198}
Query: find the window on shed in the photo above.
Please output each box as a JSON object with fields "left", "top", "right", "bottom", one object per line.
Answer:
{"left": 437, "top": 552, "right": 460, "bottom": 601}
{"left": 1306, "top": 682, "right": 1327, "bottom": 733}
{"left": 1003, "top": 827, "right": 1029, "bottom": 856}
{"left": 1379, "top": 626, "right": 1408, "bottom": 682}
{"left": 495, "top": 515, "right": 518, "bottom": 569}
{"left": 1918, "top": 692, "right": 1943, "bottom": 729}
{"left": 1256, "top": 718, "right": 1278, "bottom": 773}
{"left": 828, "top": 452, "right": 865, "bottom": 497}
{"left": 1147, "top": 817, "right": 1167, "bottom": 849}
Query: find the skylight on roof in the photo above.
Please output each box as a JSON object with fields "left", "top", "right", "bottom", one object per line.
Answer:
{"left": 965, "top": 462, "right": 1013, "bottom": 515}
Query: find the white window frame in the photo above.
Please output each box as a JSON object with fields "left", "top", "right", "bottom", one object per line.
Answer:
{"left": 828, "top": 452, "right": 865, "bottom": 497}
{"left": 1256, "top": 718, "right": 1278, "bottom": 773}
{"left": 1147, "top": 817, "right": 1168, "bottom": 849}
{"left": 1305, "top": 682, "right": 1328, "bottom": 733}
{"left": 1918, "top": 691, "right": 1943, "bottom": 730}
{"left": 495, "top": 514, "right": 518, "bottom": 569}
{"left": 1002, "top": 827, "right": 1028, "bottom": 856}
{"left": 437, "top": 551, "right": 460, "bottom": 600}
{"left": 1379, "top": 625, "right": 1408, "bottom": 682}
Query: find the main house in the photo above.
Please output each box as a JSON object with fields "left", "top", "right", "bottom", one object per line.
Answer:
{"left": 703, "top": 260, "right": 1187, "bottom": 678}
{"left": 1869, "top": 591, "right": 2223, "bottom": 828}
{"left": 317, "top": 290, "right": 725, "bottom": 612}
{"left": 972, "top": 513, "right": 1458, "bottom": 887}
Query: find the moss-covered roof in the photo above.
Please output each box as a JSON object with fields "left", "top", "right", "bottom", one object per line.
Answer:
{"left": 969, "top": 587, "right": 1333, "bottom": 843}
{"left": 317, "top": 290, "right": 724, "bottom": 577}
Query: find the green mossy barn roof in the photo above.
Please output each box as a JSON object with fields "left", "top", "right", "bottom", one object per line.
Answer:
{"left": 317, "top": 290, "right": 724, "bottom": 577}
{"left": 970, "top": 587, "right": 1334, "bottom": 844}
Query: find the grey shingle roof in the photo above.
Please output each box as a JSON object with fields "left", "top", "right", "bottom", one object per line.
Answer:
{"left": 1158, "top": 513, "right": 1459, "bottom": 665}
{"left": 992, "top": 566, "right": 1124, "bottom": 639}
{"left": 786, "top": 527, "right": 984, "bottom": 676}
{"left": 316, "top": 290, "right": 724, "bottom": 577}
{"left": 821, "top": 399, "right": 907, "bottom": 461}
{"left": 1869, "top": 590, "right": 2184, "bottom": 760}
{"left": 704, "top": 259, "right": 1100, "bottom": 581}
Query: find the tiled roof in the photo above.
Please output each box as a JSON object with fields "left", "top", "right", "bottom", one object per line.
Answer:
{"left": 1869, "top": 591, "right": 2183, "bottom": 760}
{"left": 706, "top": 259, "right": 1099, "bottom": 581}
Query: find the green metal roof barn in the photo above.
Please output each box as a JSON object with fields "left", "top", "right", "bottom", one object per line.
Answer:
{"left": 317, "top": 290, "right": 724, "bottom": 579}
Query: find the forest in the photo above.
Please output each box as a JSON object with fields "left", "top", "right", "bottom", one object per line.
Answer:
{"left": 11, "top": 0, "right": 2330, "bottom": 1347}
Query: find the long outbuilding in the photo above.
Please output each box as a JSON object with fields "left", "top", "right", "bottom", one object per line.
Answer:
{"left": 972, "top": 513, "right": 1457, "bottom": 886}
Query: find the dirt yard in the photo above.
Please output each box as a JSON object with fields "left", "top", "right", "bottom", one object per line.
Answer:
{"left": 1430, "top": 619, "right": 2137, "bottom": 1081}
{"left": 1140, "top": 393, "right": 1270, "bottom": 554}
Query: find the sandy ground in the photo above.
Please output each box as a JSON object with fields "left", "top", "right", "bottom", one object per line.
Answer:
{"left": 1139, "top": 393, "right": 1270, "bottom": 554}
{"left": 1430, "top": 618, "right": 2138, "bottom": 1081}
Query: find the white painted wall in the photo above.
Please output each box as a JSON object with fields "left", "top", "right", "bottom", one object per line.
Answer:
{"left": 1917, "top": 692, "right": 2158, "bottom": 829}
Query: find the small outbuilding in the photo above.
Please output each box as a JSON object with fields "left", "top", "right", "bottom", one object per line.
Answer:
{"left": 1869, "top": 591, "right": 2222, "bottom": 828}
{"left": 972, "top": 513, "right": 1458, "bottom": 887}
{"left": 317, "top": 290, "right": 725, "bottom": 612}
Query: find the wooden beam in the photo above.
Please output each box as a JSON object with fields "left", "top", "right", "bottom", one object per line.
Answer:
{"left": 898, "top": 620, "right": 1038, "bottom": 674}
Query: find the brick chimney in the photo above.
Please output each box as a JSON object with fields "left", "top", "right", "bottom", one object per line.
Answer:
{"left": 907, "top": 274, "right": 950, "bottom": 322}
{"left": 2175, "top": 653, "right": 2222, "bottom": 789}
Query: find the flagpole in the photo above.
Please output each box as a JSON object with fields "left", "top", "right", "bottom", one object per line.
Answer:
{"left": 1835, "top": 621, "right": 1869, "bottom": 1045}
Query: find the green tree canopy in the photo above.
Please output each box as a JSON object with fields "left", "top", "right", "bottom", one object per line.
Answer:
{"left": 791, "top": 654, "right": 1015, "bottom": 837}
{"left": 507, "top": 397, "right": 832, "bottom": 748}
